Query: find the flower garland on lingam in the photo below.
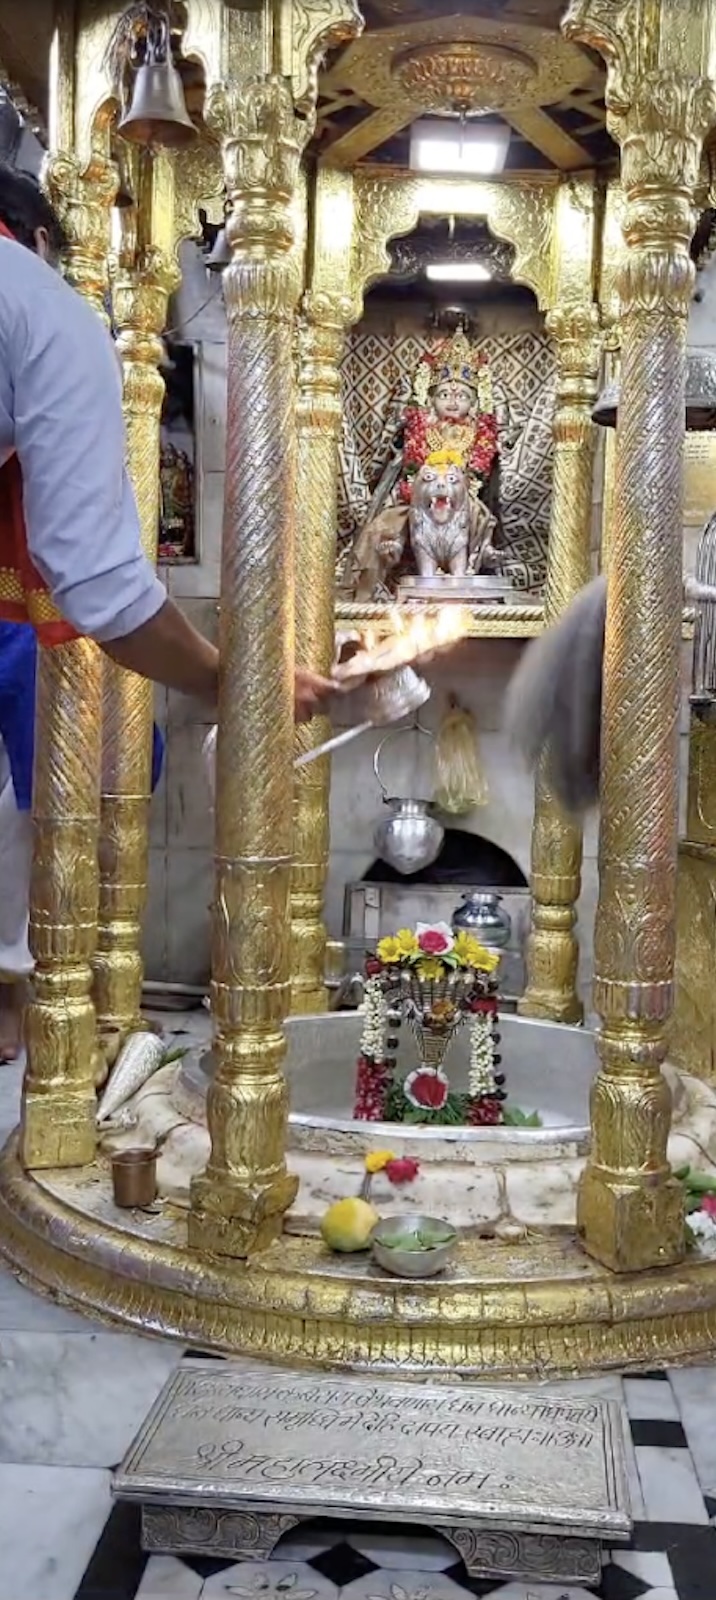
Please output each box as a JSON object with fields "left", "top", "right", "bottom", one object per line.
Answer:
{"left": 354, "top": 922, "right": 506, "bottom": 1127}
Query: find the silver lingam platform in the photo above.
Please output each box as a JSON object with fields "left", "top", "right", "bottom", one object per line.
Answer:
{"left": 113, "top": 1365, "right": 631, "bottom": 1586}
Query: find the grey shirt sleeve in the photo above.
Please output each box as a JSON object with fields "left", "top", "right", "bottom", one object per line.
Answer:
{"left": 2, "top": 248, "right": 167, "bottom": 642}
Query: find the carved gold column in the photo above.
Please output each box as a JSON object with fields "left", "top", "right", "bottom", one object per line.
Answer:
{"left": 94, "top": 157, "right": 179, "bottom": 1045}
{"left": 188, "top": 76, "right": 306, "bottom": 1256}
{"left": 564, "top": 0, "right": 716, "bottom": 1270}
{"left": 21, "top": 150, "right": 116, "bottom": 1170}
{"left": 598, "top": 178, "right": 626, "bottom": 573}
{"left": 673, "top": 721, "right": 716, "bottom": 1080}
{"left": 291, "top": 293, "right": 351, "bottom": 1012}
{"left": 520, "top": 176, "right": 601, "bottom": 1025}
{"left": 599, "top": 337, "right": 620, "bottom": 570}
{"left": 290, "top": 162, "right": 356, "bottom": 1013}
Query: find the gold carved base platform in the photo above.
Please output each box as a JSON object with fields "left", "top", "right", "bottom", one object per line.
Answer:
{"left": 4, "top": 1134, "right": 716, "bottom": 1374}
{"left": 113, "top": 1364, "right": 631, "bottom": 1588}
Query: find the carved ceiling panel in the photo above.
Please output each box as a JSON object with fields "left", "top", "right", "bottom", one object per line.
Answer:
{"left": 312, "top": 0, "right": 612, "bottom": 174}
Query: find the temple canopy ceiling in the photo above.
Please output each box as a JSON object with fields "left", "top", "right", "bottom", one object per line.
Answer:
{"left": 312, "top": 0, "right": 612, "bottom": 173}
{"left": 0, "top": 0, "right": 613, "bottom": 174}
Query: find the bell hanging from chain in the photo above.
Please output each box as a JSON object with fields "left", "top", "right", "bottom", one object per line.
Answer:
{"left": 593, "top": 249, "right": 716, "bottom": 431}
{"left": 205, "top": 225, "right": 232, "bottom": 272}
{"left": 117, "top": 11, "right": 195, "bottom": 149}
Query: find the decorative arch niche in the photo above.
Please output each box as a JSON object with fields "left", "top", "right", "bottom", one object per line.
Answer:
{"left": 336, "top": 169, "right": 568, "bottom": 605}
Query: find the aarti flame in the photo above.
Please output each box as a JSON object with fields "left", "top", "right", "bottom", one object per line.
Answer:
{"left": 334, "top": 607, "right": 471, "bottom": 685}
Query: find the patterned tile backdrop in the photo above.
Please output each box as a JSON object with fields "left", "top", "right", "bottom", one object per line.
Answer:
{"left": 338, "top": 328, "right": 556, "bottom": 593}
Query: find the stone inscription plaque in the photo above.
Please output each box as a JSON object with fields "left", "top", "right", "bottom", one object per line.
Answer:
{"left": 114, "top": 1365, "right": 631, "bottom": 1544}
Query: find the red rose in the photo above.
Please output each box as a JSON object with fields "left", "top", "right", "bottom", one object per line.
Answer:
{"left": 385, "top": 1157, "right": 420, "bottom": 1185}
{"left": 701, "top": 1194, "right": 716, "bottom": 1217}
{"left": 365, "top": 957, "right": 382, "bottom": 977}
{"left": 418, "top": 930, "right": 450, "bottom": 955}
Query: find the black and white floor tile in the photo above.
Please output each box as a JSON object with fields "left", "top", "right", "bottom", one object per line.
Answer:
{"left": 0, "top": 1060, "right": 715, "bottom": 1600}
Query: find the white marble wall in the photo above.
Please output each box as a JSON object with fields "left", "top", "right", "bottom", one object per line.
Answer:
{"left": 142, "top": 243, "right": 700, "bottom": 1013}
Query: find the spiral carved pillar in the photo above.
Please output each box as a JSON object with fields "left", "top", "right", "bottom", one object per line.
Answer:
{"left": 520, "top": 304, "right": 600, "bottom": 1025}
{"left": 599, "top": 338, "right": 620, "bottom": 571}
{"left": 93, "top": 249, "right": 178, "bottom": 1047}
{"left": 21, "top": 152, "right": 116, "bottom": 1170}
{"left": 291, "top": 295, "right": 351, "bottom": 1014}
{"left": 564, "top": 0, "right": 716, "bottom": 1271}
{"left": 189, "top": 76, "right": 306, "bottom": 1257}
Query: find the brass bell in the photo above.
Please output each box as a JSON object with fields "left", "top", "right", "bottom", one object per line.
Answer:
{"left": 593, "top": 348, "right": 716, "bottom": 432}
{"left": 118, "top": 54, "right": 196, "bottom": 149}
{"left": 205, "top": 226, "right": 232, "bottom": 272}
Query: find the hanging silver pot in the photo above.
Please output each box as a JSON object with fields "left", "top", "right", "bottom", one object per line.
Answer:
{"left": 373, "top": 724, "right": 444, "bottom": 876}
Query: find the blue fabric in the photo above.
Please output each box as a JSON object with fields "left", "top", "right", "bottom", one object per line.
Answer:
{"left": 0, "top": 621, "right": 165, "bottom": 812}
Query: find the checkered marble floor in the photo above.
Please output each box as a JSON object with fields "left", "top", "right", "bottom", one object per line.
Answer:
{"left": 25, "top": 1349, "right": 716, "bottom": 1600}
{"left": 69, "top": 1354, "right": 716, "bottom": 1600}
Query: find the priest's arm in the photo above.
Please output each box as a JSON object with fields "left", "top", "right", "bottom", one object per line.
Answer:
{"left": 1, "top": 240, "right": 330, "bottom": 722}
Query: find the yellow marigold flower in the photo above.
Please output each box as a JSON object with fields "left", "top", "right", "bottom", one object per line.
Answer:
{"left": 426, "top": 448, "right": 463, "bottom": 469}
{"left": 454, "top": 931, "right": 499, "bottom": 973}
{"left": 365, "top": 1149, "right": 396, "bottom": 1174}
{"left": 377, "top": 935, "right": 401, "bottom": 964}
{"left": 395, "top": 928, "right": 419, "bottom": 956}
{"left": 416, "top": 956, "right": 444, "bottom": 980}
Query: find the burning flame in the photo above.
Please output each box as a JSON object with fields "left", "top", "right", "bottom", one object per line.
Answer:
{"left": 335, "top": 607, "right": 471, "bottom": 685}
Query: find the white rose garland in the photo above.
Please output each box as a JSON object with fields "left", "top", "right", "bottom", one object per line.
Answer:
{"left": 468, "top": 1009, "right": 497, "bottom": 1098}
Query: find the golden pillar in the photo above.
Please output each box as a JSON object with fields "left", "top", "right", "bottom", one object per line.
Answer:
{"left": 520, "top": 177, "right": 601, "bottom": 1025}
{"left": 673, "top": 721, "right": 716, "bottom": 1081}
{"left": 188, "top": 75, "right": 306, "bottom": 1256}
{"left": 565, "top": 0, "right": 716, "bottom": 1271}
{"left": 291, "top": 299, "right": 349, "bottom": 1012}
{"left": 290, "top": 166, "right": 355, "bottom": 1014}
{"left": 599, "top": 337, "right": 620, "bottom": 570}
{"left": 94, "top": 159, "right": 179, "bottom": 1045}
{"left": 21, "top": 150, "right": 116, "bottom": 1170}
{"left": 597, "top": 178, "right": 626, "bottom": 573}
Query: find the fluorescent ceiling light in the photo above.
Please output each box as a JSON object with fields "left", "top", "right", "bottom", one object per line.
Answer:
{"left": 410, "top": 119, "right": 510, "bottom": 176}
{"left": 426, "top": 262, "right": 492, "bottom": 283}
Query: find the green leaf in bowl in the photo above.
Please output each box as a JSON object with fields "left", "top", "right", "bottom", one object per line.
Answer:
{"left": 379, "top": 1230, "right": 424, "bottom": 1252}
{"left": 415, "top": 1222, "right": 455, "bottom": 1247}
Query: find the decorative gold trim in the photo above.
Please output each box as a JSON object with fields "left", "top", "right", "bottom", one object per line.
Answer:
{"left": 4, "top": 1140, "right": 716, "bottom": 1373}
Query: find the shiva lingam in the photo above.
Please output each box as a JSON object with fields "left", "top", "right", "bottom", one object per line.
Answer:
{"left": 354, "top": 921, "right": 507, "bottom": 1127}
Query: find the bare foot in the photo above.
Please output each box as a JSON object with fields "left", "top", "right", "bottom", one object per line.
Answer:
{"left": 0, "top": 981, "right": 27, "bottom": 1063}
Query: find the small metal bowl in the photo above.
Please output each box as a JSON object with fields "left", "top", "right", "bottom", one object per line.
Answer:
{"left": 371, "top": 1213, "right": 457, "bottom": 1279}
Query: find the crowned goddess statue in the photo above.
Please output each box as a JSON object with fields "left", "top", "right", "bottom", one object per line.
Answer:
{"left": 350, "top": 327, "right": 507, "bottom": 601}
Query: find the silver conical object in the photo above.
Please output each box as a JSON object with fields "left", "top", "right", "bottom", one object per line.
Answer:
{"left": 593, "top": 347, "right": 716, "bottom": 431}
{"left": 206, "top": 226, "right": 231, "bottom": 271}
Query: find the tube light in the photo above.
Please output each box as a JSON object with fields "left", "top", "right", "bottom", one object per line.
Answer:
{"left": 426, "top": 262, "right": 492, "bottom": 283}
{"left": 410, "top": 119, "right": 510, "bottom": 176}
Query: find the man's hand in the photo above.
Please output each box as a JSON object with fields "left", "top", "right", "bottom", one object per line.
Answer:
{"left": 295, "top": 669, "right": 337, "bottom": 722}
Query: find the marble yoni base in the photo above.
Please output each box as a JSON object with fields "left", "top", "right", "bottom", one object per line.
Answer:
{"left": 113, "top": 1364, "right": 632, "bottom": 1587}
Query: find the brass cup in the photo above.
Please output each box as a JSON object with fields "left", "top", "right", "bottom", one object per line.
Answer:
{"left": 111, "top": 1147, "right": 158, "bottom": 1208}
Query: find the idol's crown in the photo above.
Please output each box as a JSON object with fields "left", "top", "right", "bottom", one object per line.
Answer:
{"left": 428, "top": 328, "right": 485, "bottom": 391}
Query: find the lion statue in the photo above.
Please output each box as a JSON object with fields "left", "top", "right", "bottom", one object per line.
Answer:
{"left": 351, "top": 460, "right": 500, "bottom": 600}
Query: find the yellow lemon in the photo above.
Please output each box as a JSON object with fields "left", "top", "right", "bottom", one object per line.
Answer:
{"left": 320, "top": 1197, "right": 379, "bottom": 1253}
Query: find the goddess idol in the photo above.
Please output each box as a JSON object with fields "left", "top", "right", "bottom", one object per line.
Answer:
{"left": 351, "top": 327, "right": 503, "bottom": 600}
